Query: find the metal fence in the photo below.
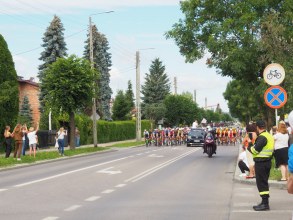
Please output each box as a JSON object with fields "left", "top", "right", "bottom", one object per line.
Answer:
{"left": 37, "top": 130, "right": 68, "bottom": 148}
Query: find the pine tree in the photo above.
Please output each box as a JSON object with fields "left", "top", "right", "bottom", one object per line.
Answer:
{"left": 38, "top": 15, "right": 67, "bottom": 81}
{"left": 125, "top": 80, "right": 135, "bottom": 112}
{"left": 38, "top": 15, "right": 67, "bottom": 113}
{"left": 141, "top": 58, "right": 171, "bottom": 104}
{"left": 112, "top": 90, "right": 129, "bottom": 120}
{"left": 0, "top": 34, "right": 19, "bottom": 131}
{"left": 18, "top": 95, "right": 33, "bottom": 125}
{"left": 84, "top": 25, "right": 112, "bottom": 120}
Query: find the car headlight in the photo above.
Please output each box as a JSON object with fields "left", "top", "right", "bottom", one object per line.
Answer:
{"left": 188, "top": 136, "right": 191, "bottom": 139}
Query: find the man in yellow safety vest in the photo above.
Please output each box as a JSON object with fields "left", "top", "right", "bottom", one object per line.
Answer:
{"left": 248, "top": 120, "right": 274, "bottom": 211}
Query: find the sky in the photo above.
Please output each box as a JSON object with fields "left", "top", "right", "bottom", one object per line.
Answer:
{"left": 0, "top": 0, "right": 231, "bottom": 112}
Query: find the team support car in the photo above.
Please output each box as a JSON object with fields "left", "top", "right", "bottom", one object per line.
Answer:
{"left": 186, "top": 128, "right": 205, "bottom": 147}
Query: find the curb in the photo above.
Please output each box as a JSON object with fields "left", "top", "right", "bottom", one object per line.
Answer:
{"left": 233, "top": 145, "right": 288, "bottom": 190}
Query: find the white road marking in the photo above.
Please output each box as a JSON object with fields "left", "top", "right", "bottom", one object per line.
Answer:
{"left": 115, "top": 184, "right": 126, "bottom": 188}
{"left": 232, "top": 210, "right": 293, "bottom": 213}
{"left": 85, "top": 196, "right": 101, "bottom": 202}
{"left": 145, "top": 151, "right": 151, "bottom": 154}
{"left": 13, "top": 156, "right": 130, "bottom": 188}
{"left": 97, "top": 167, "right": 122, "bottom": 175}
{"left": 136, "top": 153, "right": 142, "bottom": 156}
{"left": 149, "top": 154, "right": 164, "bottom": 158}
{"left": 125, "top": 148, "right": 199, "bottom": 183}
{"left": 42, "top": 217, "right": 59, "bottom": 220}
{"left": 233, "top": 203, "right": 255, "bottom": 207}
{"left": 64, "top": 205, "right": 81, "bottom": 212}
{"left": 101, "top": 189, "right": 115, "bottom": 194}
{"left": 0, "top": 189, "right": 8, "bottom": 192}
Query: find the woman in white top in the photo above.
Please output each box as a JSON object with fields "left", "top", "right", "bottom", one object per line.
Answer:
{"left": 27, "top": 123, "right": 39, "bottom": 158}
{"left": 273, "top": 121, "right": 289, "bottom": 181}
{"left": 57, "top": 127, "right": 66, "bottom": 156}
{"left": 238, "top": 146, "right": 249, "bottom": 177}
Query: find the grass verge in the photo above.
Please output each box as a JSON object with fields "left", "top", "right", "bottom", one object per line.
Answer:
{"left": 0, "top": 146, "right": 109, "bottom": 168}
{"left": 109, "top": 141, "right": 145, "bottom": 148}
{"left": 269, "top": 157, "right": 282, "bottom": 180}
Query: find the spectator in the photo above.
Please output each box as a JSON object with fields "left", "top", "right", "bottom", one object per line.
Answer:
{"left": 288, "top": 129, "right": 293, "bottom": 194}
{"left": 12, "top": 124, "right": 23, "bottom": 161}
{"left": 75, "top": 127, "right": 80, "bottom": 147}
{"left": 270, "top": 126, "right": 277, "bottom": 135}
{"left": 3, "top": 126, "right": 13, "bottom": 158}
{"left": 242, "top": 123, "right": 257, "bottom": 178}
{"left": 57, "top": 127, "right": 66, "bottom": 156}
{"left": 238, "top": 146, "right": 249, "bottom": 177}
{"left": 273, "top": 121, "right": 289, "bottom": 181}
{"left": 21, "top": 124, "right": 28, "bottom": 156}
{"left": 27, "top": 123, "right": 39, "bottom": 158}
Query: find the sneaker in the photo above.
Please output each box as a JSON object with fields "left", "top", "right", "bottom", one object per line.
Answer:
{"left": 17, "top": 158, "right": 21, "bottom": 161}
{"left": 239, "top": 173, "right": 246, "bottom": 177}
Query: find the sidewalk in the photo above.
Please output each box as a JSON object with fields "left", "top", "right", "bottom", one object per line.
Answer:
{"left": 234, "top": 145, "right": 287, "bottom": 190}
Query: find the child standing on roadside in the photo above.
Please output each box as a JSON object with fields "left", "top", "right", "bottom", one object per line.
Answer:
{"left": 27, "top": 123, "right": 39, "bottom": 158}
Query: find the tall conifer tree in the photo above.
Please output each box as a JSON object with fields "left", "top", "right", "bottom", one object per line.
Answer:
{"left": 38, "top": 15, "right": 67, "bottom": 117}
{"left": 0, "top": 34, "right": 19, "bottom": 130}
{"left": 19, "top": 95, "right": 33, "bottom": 125}
{"left": 84, "top": 25, "right": 112, "bottom": 120}
{"left": 141, "top": 58, "right": 171, "bottom": 104}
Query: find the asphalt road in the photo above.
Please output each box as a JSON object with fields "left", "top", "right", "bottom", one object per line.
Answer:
{"left": 0, "top": 144, "right": 292, "bottom": 220}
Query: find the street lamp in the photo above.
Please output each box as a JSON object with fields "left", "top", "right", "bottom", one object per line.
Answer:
{"left": 136, "top": 48, "right": 155, "bottom": 141}
{"left": 89, "top": 11, "right": 114, "bottom": 147}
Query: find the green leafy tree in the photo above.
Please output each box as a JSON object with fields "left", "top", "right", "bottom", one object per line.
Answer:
{"left": 144, "top": 103, "right": 167, "bottom": 129}
{"left": 0, "top": 34, "right": 19, "bottom": 133}
{"left": 164, "top": 94, "right": 198, "bottom": 126}
{"left": 18, "top": 95, "right": 33, "bottom": 126}
{"left": 125, "top": 80, "right": 135, "bottom": 113}
{"left": 84, "top": 25, "right": 112, "bottom": 120}
{"left": 41, "top": 55, "right": 95, "bottom": 148}
{"left": 112, "top": 90, "right": 129, "bottom": 120}
{"left": 166, "top": 1, "right": 293, "bottom": 123}
{"left": 141, "top": 58, "right": 171, "bottom": 104}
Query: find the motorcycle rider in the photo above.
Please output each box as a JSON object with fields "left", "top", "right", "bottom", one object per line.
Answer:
{"left": 203, "top": 127, "right": 217, "bottom": 154}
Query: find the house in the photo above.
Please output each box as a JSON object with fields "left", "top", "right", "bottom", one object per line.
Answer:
{"left": 18, "top": 76, "right": 40, "bottom": 125}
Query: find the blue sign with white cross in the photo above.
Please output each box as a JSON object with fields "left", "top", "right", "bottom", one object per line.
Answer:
{"left": 264, "top": 86, "right": 287, "bottom": 109}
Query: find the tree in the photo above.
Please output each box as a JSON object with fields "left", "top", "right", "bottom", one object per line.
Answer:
{"left": 41, "top": 55, "right": 95, "bottom": 149}
{"left": 141, "top": 58, "right": 171, "bottom": 104}
{"left": 166, "top": 1, "right": 293, "bottom": 123}
{"left": 38, "top": 15, "right": 67, "bottom": 80}
{"left": 164, "top": 94, "right": 198, "bottom": 126}
{"left": 125, "top": 80, "right": 135, "bottom": 113}
{"left": 38, "top": 15, "right": 67, "bottom": 125}
{"left": 84, "top": 25, "right": 112, "bottom": 120}
{"left": 0, "top": 34, "right": 19, "bottom": 133}
{"left": 18, "top": 95, "right": 33, "bottom": 126}
{"left": 144, "top": 103, "right": 167, "bottom": 129}
{"left": 112, "top": 90, "right": 129, "bottom": 120}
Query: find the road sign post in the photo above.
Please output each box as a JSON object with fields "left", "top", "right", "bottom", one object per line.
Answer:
{"left": 263, "top": 63, "right": 286, "bottom": 126}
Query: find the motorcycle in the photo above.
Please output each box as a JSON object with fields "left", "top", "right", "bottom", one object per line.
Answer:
{"left": 203, "top": 132, "right": 217, "bottom": 158}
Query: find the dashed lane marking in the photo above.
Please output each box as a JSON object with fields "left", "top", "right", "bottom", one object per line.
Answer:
{"left": 0, "top": 189, "right": 8, "bottom": 192}
{"left": 101, "top": 189, "right": 115, "bottom": 194}
{"left": 13, "top": 156, "right": 130, "bottom": 188}
{"left": 232, "top": 210, "right": 293, "bottom": 213}
{"left": 85, "top": 196, "right": 101, "bottom": 202}
{"left": 115, "top": 184, "right": 126, "bottom": 188}
{"left": 64, "top": 205, "right": 81, "bottom": 212}
{"left": 42, "top": 217, "right": 59, "bottom": 220}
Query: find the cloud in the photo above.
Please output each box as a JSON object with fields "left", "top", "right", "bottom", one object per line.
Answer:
{"left": 1, "top": 0, "right": 181, "bottom": 14}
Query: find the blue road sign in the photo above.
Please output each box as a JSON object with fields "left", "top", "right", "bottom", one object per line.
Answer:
{"left": 264, "top": 86, "right": 287, "bottom": 109}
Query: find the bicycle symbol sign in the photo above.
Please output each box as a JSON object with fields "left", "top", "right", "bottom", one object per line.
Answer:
{"left": 263, "top": 63, "right": 285, "bottom": 86}
{"left": 264, "top": 86, "right": 287, "bottom": 109}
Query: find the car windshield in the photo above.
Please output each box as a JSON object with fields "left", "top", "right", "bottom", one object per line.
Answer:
{"left": 189, "top": 130, "right": 205, "bottom": 137}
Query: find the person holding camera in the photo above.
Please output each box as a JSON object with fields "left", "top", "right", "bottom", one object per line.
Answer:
{"left": 247, "top": 120, "right": 274, "bottom": 211}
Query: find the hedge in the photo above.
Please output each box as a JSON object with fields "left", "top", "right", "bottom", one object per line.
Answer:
{"left": 75, "top": 114, "right": 151, "bottom": 145}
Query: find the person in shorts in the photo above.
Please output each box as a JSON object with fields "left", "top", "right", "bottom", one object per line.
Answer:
{"left": 27, "top": 123, "right": 39, "bottom": 158}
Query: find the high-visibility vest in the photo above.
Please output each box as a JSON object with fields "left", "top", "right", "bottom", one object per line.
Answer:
{"left": 250, "top": 131, "right": 274, "bottom": 159}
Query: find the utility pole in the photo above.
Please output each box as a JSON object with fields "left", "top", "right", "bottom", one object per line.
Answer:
{"left": 136, "top": 51, "right": 141, "bottom": 141}
{"left": 174, "top": 77, "right": 177, "bottom": 95}
{"left": 89, "top": 16, "right": 98, "bottom": 147}
{"left": 194, "top": 90, "right": 196, "bottom": 103}
{"left": 205, "top": 97, "right": 207, "bottom": 110}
